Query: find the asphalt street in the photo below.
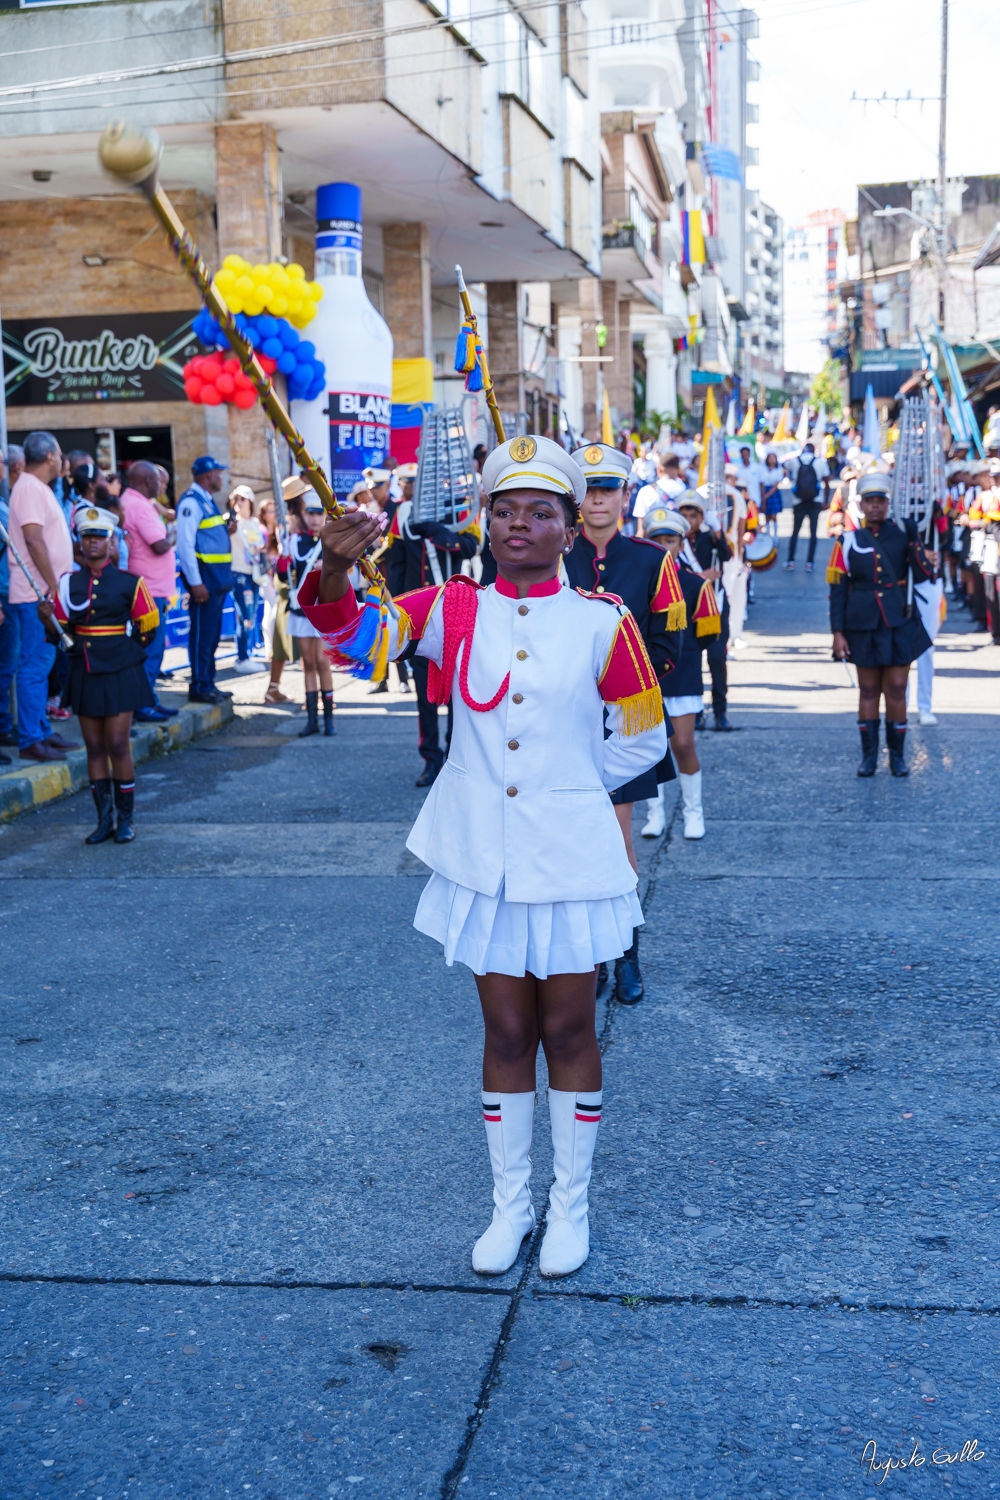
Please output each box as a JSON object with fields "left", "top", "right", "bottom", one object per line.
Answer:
{"left": 3, "top": 527, "right": 1000, "bottom": 1500}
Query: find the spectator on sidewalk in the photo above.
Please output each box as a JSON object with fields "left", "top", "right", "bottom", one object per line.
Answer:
{"left": 121, "top": 460, "right": 179, "bottom": 724}
{"left": 0, "top": 446, "right": 25, "bottom": 754}
{"left": 7, "top": 431, "right": 80, "bottom": 762}
{"left": 229, "top": 484, "right": 267, "bottom": 674}
{"left": 175, "top": 455, "right": 234, "bottom": 705}
{"left": 784, "top": 441, "right": 829, "bottom": 572}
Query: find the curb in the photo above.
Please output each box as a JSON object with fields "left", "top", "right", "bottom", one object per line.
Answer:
{"left": 0, "top": 699, "right": 234, "bottom": 824}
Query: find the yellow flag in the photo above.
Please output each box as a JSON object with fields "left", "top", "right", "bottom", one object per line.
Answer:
{"left": 773, "top": 402, "right": 790, "bottom": 442}
{"left": 738, "top": 401, "right": 755, "bottom": 437}
{"left": 697, "top": 384, "right": 722, "bottom": 485}
{"left": 601, "top": 387, "right": 614, "bottom": 444}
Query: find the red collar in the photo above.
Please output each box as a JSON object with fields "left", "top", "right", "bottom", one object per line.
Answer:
{"left": 494, "top": 576, "right": 562, "bottom": 599}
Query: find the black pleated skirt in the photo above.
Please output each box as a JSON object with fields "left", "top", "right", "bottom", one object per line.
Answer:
{"left": 845, "top": 615, "right": 932, "bottom": 669}
{"left": 62, "top": 662, "right": 155, "bottom": 718}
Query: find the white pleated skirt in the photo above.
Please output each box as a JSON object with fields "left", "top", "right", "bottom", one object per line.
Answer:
{"left": 413, "top": 872, "right": 643, "bottom": 979}
{"left": 665, "top": 694, "right": 704, "bottom": 717}
{"left": 287, "top": 611, "right": 321, "bottom": 639}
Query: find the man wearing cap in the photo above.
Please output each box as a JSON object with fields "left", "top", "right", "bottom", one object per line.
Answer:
{"left": 566, "top": 442, "right": 686, "bottom": 1004}
{"left": 300, "top": 432, "right": 667, "bottom": 1279}
{"left": 175, "top": 455, "right": 235, "bottom": 704}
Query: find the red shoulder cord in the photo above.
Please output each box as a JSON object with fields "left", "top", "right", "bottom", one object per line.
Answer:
{"left": 427, "top": 577, "right": 510, "bottom": 712}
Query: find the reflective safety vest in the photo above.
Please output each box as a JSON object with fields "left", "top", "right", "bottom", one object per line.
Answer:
{"left": 184, "top": 488, "right": 234, "bottom": 592}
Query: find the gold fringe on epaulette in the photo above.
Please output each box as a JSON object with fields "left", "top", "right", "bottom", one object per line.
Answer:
{"left": 695, "top": 614, "right": 721, "bottom": 637}
{"left": 395, "top": 604, "right": 413, "bottom": 653}
{"left": 826, "top": 564, "right": 845, "bottom": 584}
{"left": 134, "top": 608, "right": 160, "bottom": 633}
{"left": 666, "top": 599, "right": 687, "bottom": 631}
{"left": 612, "top": 684, "right": 665, "bottom": 737}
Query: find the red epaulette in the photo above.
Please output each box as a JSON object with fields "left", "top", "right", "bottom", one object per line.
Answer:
{"left": 574, "top": 586, "right": 623, "bottom": 606}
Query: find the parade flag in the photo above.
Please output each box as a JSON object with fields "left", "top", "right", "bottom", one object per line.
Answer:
{"left": 795, "top": 402, "right": 810, "bottom": 446}
{"left": 812, "top": 402, "right": 827, "bottom": 444}
{"left": 701, "top": 143, "right": 744, "bottom": 185}
{"left": 725, "top": 397, "right": 737, "bottom": 436}
{"left": 862, "top": 383, "right": 880, "bottom": 457}
{"left": 601, "top": 387, "right": 614, "bottom": 444}
{"left": 773, "top": 403, "right": 791, "bottom": 442}
{"left": 738, "top": 402, "right": 756, "bottom": 437}
{"left": 681, "top": 210, "right": 706, "bottom": 266}
{"left": 697, "top": 384, "right": 722, "bottom": 485}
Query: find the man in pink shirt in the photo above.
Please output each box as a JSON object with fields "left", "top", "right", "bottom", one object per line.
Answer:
{"left": 7, "top": 431, "right": 80, "bottom": 762}
{"left": 120, "top": 461, "right": 178, "bottom": 723}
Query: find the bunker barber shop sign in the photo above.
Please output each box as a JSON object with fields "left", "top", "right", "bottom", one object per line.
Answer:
{"left": 2, "top": 312, "right": 199, "bottom": 405}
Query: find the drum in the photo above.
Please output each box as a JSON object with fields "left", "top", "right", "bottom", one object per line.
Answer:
{"left": 744, "top": 531, "right": 778, "bottom": 571}
{"left": 969, "top": 529, "right": 987, "bottom": 566}
{"left": 983, "top": 536, "right": 999, "bottom": 576}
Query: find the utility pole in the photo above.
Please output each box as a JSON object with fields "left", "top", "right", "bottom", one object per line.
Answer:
{"left": 937, "top": 0, "right": 948, "bottom": 324}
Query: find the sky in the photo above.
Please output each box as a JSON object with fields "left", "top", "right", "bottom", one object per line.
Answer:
{"left": 751, "top": 0, "right": 998, "bottom": 229}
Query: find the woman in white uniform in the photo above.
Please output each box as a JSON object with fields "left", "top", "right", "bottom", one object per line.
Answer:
{"left": 300, "top": 436, "right": 666, "bottom": 1279}
{"left": 286, "top": 490, "right": 335, "bottom": 737}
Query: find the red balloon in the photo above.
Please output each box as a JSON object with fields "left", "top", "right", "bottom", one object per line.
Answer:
{"left": 223, "top": 356, "right": 241, "bottom": 374}
{"left": 200, "top": 384, "right": 223, "bottom": 406}
{"left": 184, "top": 378, "right": 203, "bottom": 402}
{"left": 233, "top": 370, "right": 254, "bottom": 390}
{"left": 233, "top": 388, "right": 257, "bottom": 410}
{"left": 216, "top": 373, "right": 236, "bottom": 396}
{"left": 257, "top": 354, "right": 277, "bottom": 375}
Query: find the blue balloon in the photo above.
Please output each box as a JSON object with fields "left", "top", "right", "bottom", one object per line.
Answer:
{"left": 257, "top": 315, "right": 279, "bottom": 339}
{"left": 296, "top": 341, "right": 316, "bottom": 363}
{"left": 277, "top": 350, "right": 297, "bottom": 375}
{"left": 245, "top": 327, "right": 260, "bottom": 349}
{"left": 279, "top": 321, "right": 299, "bottom": 349}
{"left": 261, "top": 337, "right": 284, "bottom": 360}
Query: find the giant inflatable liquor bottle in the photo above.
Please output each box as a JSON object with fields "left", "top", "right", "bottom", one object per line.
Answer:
{"left": 290, "top": 182, "right": 393, "bottom": 501}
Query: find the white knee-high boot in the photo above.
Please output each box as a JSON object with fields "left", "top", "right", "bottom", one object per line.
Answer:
{"left": 472, "top": 1090, "right": 536, "bottom": 1275}
{"left": 640, "top": 783, "right": 666, "bottom": 837}
{"left": 540, "top": 1089, "right": 602, "bottom": 1278}
{"left": 679, "top": 770, "right": 704, "bottom": 840}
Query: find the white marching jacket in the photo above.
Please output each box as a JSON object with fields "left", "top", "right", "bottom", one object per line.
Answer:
{"left": 301, "top": 574, "right": 667, "bottom": 904}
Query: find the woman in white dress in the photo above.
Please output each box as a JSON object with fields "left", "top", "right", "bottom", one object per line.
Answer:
{"left": 300, "top": 437, "right": 666, "bottom": 1278}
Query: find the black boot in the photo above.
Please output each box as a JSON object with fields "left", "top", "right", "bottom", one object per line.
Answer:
{"left": 614, "top": 929, "right": 644, "bottom": 1005}
{"left": 113, "top": 779, "right": 135, "bottom": 843}
{"left": 298, "top": 690, "right": 319, "bottom": 738}
{"left": 597, "top": 962, "right": 609, "bottom": 990}
{"left": 414, "top": 759, "right": 440, "bottom": 788}
{"left": 85, "top": 778, "right": 115, "bottom": 845}
{"left": 857, "top": 719, "right": 879, "bottom": 777}
{"left": 322, "top": 690, "right": 336, "bottom": 737}
{"left": 885, "top": 719, "right": 909, "bottom": 777}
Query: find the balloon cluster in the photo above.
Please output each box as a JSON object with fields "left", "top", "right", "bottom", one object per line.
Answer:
{"left": 189, "top": 308, "right": 326, "bottom": 402}
{"left": 182, "top": 352, "right": 260, "bottom": 410}
{"left": 213, "top": 255, "right": 322, "bottom": 327}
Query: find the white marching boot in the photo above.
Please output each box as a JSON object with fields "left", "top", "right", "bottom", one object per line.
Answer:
{"left": 472, "top": 1090, "right": 536, "bottom": 1275}
{"left": 640, "top": 784, "right": 666, "bottom": 838}
{"left": 540, "top": 1090, "right": 602, "bottom": 1278}
{"left": 679, "top": 770, "right": 705, "bottom": 839}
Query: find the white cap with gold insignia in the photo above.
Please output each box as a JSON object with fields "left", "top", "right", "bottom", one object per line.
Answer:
{"left": 73, "top": 504, "right": 119, "bottom": 536}
{"left": 570, "top": 442, "right": 631, "bottom": 489}
{"left": 480, "top": 435, "right": 586, "bottom": 506}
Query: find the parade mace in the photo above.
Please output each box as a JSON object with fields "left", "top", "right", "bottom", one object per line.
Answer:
{"left": 96, "top": 121, "right": 394, "bottom": 613}
{"left": 0, "top": 518, "right": 73, "bottom": 651}
{"left": 454, "top": 265, "right": 506, "bottom": 444}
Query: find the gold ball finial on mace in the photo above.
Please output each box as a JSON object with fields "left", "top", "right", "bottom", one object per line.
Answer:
{"left": 98, "top": 121, "right": 163, "bottom": 191}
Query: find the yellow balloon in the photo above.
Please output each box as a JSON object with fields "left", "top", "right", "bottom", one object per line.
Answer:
{"left": 308, "top": 282, "right": 324, "bottom": 302}
{"left": 287, "top": 263, "right": 305, "bottom": 281}
{"left": 223, "top": 253, "right": 245, "bottom": 272}
{"left": 271, "top": 267, "right": 291, "bottom": 292}
{"left": 215, "top": 268, "right": 236, "bottom": 291}
{"left": 228, "top": 297, "right": 244, "bottom": 315}
{"left": 298, "top": 304, "right": 316, "bottom": 326}
{"left": 244, "top": 299, "right": 264, "bottom": 317}
{"left": 235, "top": 275, "right": 254, "bottom": 296}
{"left": 271, "top": 295, "right": 288, "bottom": 316}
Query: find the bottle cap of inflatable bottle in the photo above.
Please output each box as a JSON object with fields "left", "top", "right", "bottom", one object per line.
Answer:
{"left": 316, "top": 183, "right": 362, "bottom": 254}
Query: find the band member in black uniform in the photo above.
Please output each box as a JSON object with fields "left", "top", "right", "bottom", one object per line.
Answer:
{"left": 675, "top": 490, "right": 736, "bottom": 731}
{"left": 286, "top": 491, "right": 335, "bottom": 737}
{"left": 642, "top": 504, "right": 723, "bottom": 838}
{"left": 829, "top": 471, "right": 938, "bottom": 777}
{"left": 44, "top": 505, "right": 159, "bottom": 844}
{"left": 380, "top": 482, "right": 479, "bottom": 786}
{"left": 566, "top": 443, "right": 686, "bottom": 1004}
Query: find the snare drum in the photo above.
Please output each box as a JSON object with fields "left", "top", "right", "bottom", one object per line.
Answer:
{"left": 744, "top": 531, "right": 778, "bottom": 571}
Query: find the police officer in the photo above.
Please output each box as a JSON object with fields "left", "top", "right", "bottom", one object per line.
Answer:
{"left": 175, "top": 455, "right": 235, "bottom": 704}
{"left": 566, "top": 443, "right": 685, "bottom": 1004}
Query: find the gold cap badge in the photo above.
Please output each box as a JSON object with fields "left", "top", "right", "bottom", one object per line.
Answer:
{"left": 87, "top": 508, "right": 99, "bottom": 520}
{"left": 584, "top": 445, "right": 605, "bottom": 464}
{"left": 509, "top": 436, "right": 537, "bottom": 462}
